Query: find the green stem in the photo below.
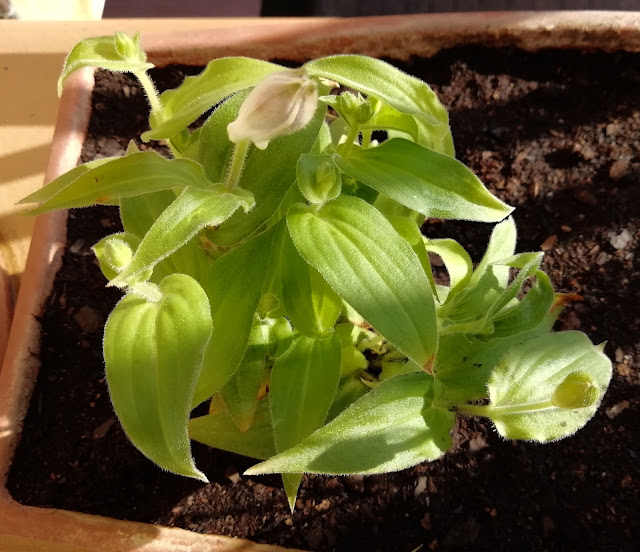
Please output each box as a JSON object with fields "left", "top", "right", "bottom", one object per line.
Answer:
{"left": 361, "top": 129, "right": 373, "bottom": 149}
{"left": 337, "top": 123, "right": 361, "bottom": 157}
{"left": 225, "top": 139, "right": 251, "bottom": 192}
{"left": 457, "top": 399, "right": 555, "bottom": 419}
{"left": 134, "top": 70, "right": 163, "bottom": 119}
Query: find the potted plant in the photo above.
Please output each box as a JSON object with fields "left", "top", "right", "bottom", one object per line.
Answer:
{"left": 1, "top": 14, "right": 636, "bottom": 551}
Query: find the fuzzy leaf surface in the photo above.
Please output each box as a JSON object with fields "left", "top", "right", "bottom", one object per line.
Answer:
{"left": 193, "top": 223, "right": 281, "bottom": 406}
{"left": 247, "top": 373, "right": 453, "bottom": 475}
{"left": 22, "top": 152, "right": 215, "bottom": 215}
{"left": 486, "top": 332, "right": 612, "bottom": 442}
{"left": 270, "top": 334, "right": 342, "bottom": 454}
{"left": 221, "top": 317, "right": 271, "bottom": 432}
{"left": 58, "top": 33, "right": 152, "bottom": 96}
{"left": 333, "top": 139, "right": 512, "bottom": 222}
{"left": 143, "top": 58, "right": 283, "bottom": 141}
{"left": 104, "top": 274, "right": 212, "bottom": 480}
{"left": 287, "top": 195, "right": 437, "bottom": 369}
{"left": 305, "top": 55, "right": 453, "bottom": 155}
{"left": 111, "top": 185, "right": 254, "bottom": 286}
{"left": 190, "top": 399, "right": 276, "bottom": 460}
{"left": 281, "top": 232, "right": 342, "bottom": 337}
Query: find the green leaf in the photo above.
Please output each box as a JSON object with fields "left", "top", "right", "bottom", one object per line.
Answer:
{"left": 387, "top": 215, "right": 438, "bottom": 299}
{"left": 487, "top": 251, "right": 543, "bottom": 319}
{"left": 120, "top": 189, "right": 175, "bottom": 238}
{"left": 287, "top": 195, "right": 438, "bottom": 370}
{"left": 439, "top": 218, "right": 517, "bottom": 331}
{"left": 336, "top": 323, "right": 368, "bottom": 378}
{"left": 193, "top": 223, "right": 282, "bottom": 407}
{"left": 304, "top": 55, "right": 453, "bottom": 155}
{"left": 207, "top": 101, "right": 325, "bottom": 246}
{"left": 468, "top": 216, "right": 517, "bottom": 289}
{"left": 485, "top": 332, "right": 612, "bottom": 442}
{"left": 435, "top": 305, "right": 559, "bottom": 403}
{"left": 333, "top": 138, "right": 512, "bottom": 222}
{"left": 22, "top": 152, "right": 218, "bottom": 215}
{"left": 119, "top": 189, "right": 213, "bottom": 285}
{"left": 221, "top": 317, "right": 271, "bottom": 432}
{"left": 325, "top": 374, "right": 369, "bottom": 422}
{"left": 18, "top": 157, "right": 113, "bottom": 206}
{"left": 281, "top": 231, "right": 342, "bottom": 338}
{"left": 189, "top": 398, "right": 276, "bottom": 460}
{"left": 423, "top": 238, "right": 473, "bottom": 302}
{"left": 365, "top": 105, "right": 419, "bottom": 141}
{"left": 246, "top": 373, "right": 453, "bottom": 475}
{"left": 104, "top": 274, "right": 212, "bottom": 480}
{"left": 270, "top": 334, "right": 342, "bottom": 453}
{"left": 142, "top": 58, "right": 283, "bottom": 141}
{"left": 491, "top": 270, "right": 554, "bottom": 338}
{"left": 111, "top": 185, "right": 254, "bottom": 286}
{"left": 192, "top": 90, "right": 250, "bottom": 182}
{"left": 270, "top": 334, "right": 341, "bottom": 508}
{"left": 58, "top": 32, "right": 152, "bottom": 96}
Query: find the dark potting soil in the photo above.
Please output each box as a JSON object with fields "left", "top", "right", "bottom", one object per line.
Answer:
{"left": 8, "top": 47, "right": 640, "bottom": 552}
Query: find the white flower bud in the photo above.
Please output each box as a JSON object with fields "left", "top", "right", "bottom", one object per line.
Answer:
{"left": 227, "top": 68, "right": 318, "bottom": 150}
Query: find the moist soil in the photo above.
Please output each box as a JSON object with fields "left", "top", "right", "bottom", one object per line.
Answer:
{"left": 7, "top": 47, "right": 640, "bottom": 551}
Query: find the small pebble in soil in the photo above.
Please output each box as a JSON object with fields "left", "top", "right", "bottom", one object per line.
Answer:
{"left": 596, "top": 251, "right": 611, "bottom": 265}
{"left": 610, "top": 229, "right": 633, "bottom": 250}
{"left": 541, "top": 235, "right": 557, "bottom": 251}
{"left": 617, "top": 363, "right": 631, "bottom": 377}
{"left": 415, "top": 476, "right": 428, "bottom": 496}
{"left": 92, "top": 417, "right": 116, "bottom": 440}
{"left": 609, "top": 158, "right": 630, "bottom": 180}
{"left": 314, "top": 498, "right": 331, "bottom": 512}
{"left": 73, "top": 305, "right": 103, "bottom": 334}
{"left": 469, "top": 435, "right": 488, "bottom": 452}
{"left": 344, "top": 474, "right": 365, "bottom": 492}
{"left": 606, "top": 401, "right": 630, "bottom": 419}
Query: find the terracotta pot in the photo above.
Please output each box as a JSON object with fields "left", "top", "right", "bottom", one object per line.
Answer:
{"left": 1, "top": 12, "right": 639, "bottom": 551}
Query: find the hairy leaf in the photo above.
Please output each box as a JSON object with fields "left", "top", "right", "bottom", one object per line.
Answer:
{"left": 22, "top": 152, "right": 216, "bottom": 215}
{"left": 270, "top": 334, "right": 341, "bottom": 507}
{"left": 111, "top": 185, "right": 254, "bottom": 286}
{"left": 193, "top": 223, "right": 282, "bottom": 406}
{"left": 333, "top": 139, "right": 512, "bottom": 222}
{"left": 486, "top": 332, "right": 612, "bottom": 442}
{"left": 281, "top": 231, "right": 342, "bottom": 337}
{"left": 190, "top": 399, "right": 276, "bottom": 459}
{"left": 143, "top": 58, "right": 283, "bottom": 141}
{"left": 247, "top": 373, "right": 453, "bottom": 475}
{"left": 104, "top": 274, "right": 212, "bottom": 480}
{"left": 207, "top": 102, "right": 325, "bottom": 246}
{"left": 221, "top": 317, "right": 271, "bottom": 432}
{"left": 287, "top": 195, "right": 437, "bottom": 369}
{"left": 58, "top": 32, "right": 152, "bottom": 96}
{"left": 305, "top": 55, "right": 453, "bottom": 155}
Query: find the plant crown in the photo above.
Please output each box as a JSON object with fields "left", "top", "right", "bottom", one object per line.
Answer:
{"left": 23, "top": 32, "right": 612, "bottom": 509}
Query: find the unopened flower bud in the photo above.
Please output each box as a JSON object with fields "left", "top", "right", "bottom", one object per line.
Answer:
{"left": 551, "top": 372, "right": 599, "bottom": 409}
{"left": 114, "top": 32, "right": 142, "bottom": 61}
{"left": 228, "top": 68, "right": 318, "bottom": 150}
{"left": 92, "top": 232, "right": 151, "bottom": 284}
{"left": 297, "top": 154, "right": 342, "bottom": 205}
{"left": 336, "top": 93, "right": 379, "bottom": 126}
